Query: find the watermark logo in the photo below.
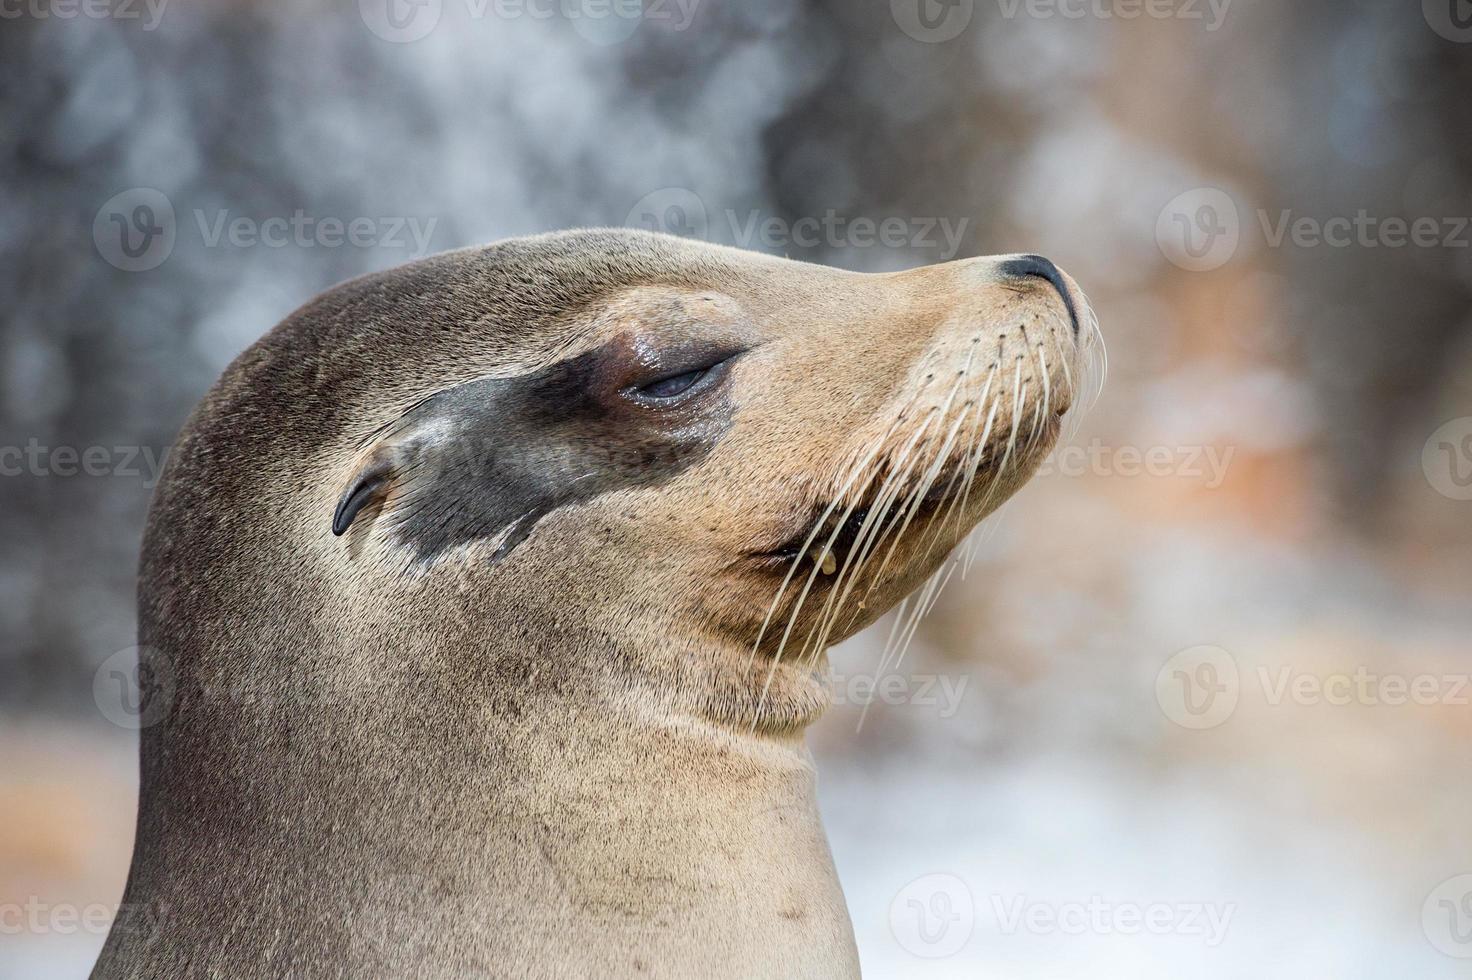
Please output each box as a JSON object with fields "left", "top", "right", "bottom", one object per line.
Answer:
{"left": 1423, "top": 874, "right": 1472, "bottom": 958}
{"left": 890, "top": 0, "right": 974, "bottom": 43}
{"left": 567, "top": 0, "right": 646, "bottom": 46}
{"left": 1424, "top": 0, "right": 1472, "bottom": 43}
{"left": 1423, "top": 417, "right": 1472, "bottom": 501}
{"left": 1156, "top": 187, "right": 1240, "bottom": 272}
{"left": 93, "top": 645, "right": 176, "bottom": 730}
{"left": 1155, "top": 645, "right": 1239, "bottom": 729}
{"left": 359, "top": 0, "right": 442, "bottom": 42}
{"left": 94, "top": 187, "right": 176, "bottom": 272}
{"left": 994, "top": 0, "right": 1232, "bottom": 32}
{"left": 626, "top": 187, "right": 710, "bottom": 239}
{"left": 890, "top": 873, "right": 974, "bottom": 958}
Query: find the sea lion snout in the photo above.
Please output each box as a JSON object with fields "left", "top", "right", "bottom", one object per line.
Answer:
{"left": 728, "top": 247, "right": 1100, "bottom": 672}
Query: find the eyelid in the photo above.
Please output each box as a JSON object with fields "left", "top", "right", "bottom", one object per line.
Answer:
{"left": 640, "top": 367, "right": 708, "bottom": 398}
{"left": 652, "top": 342, "right": 747, "bottom": 376}
{"left": 622, "top": 353, "right": 739, "bottom": 406}
{"left": 644, "top": 364, "right": 710, "bottom": 386}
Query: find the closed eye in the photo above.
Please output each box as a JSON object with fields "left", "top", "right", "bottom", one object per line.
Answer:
{"left": 638, "top": 367, "right": 709, "bottom": 400}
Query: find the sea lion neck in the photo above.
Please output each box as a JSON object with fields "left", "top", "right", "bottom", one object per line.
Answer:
{"left": 139, "top": 610, "right": 825, "bottom": 819}
{"left": 107, "top": 627, "right": 859, "bottom": 978}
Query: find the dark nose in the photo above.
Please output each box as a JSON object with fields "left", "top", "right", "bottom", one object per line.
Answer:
{"left": 999, "top": 254, "right": 1078, "bottom": 335}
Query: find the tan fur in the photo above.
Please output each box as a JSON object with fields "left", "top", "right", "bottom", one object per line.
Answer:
{"left": 93, "top": 230, "right": 1093, "bottom": 979}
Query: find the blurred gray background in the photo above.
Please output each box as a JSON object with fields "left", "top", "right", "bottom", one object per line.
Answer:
{"left": 3, "top": 0, "right": 1471, "bottom": 976}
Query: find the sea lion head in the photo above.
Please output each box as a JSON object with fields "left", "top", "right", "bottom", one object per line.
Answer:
{"left": 144, "top": 229, "right": 1100, "bottom": 734}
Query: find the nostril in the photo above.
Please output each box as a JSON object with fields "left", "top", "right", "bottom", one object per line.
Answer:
{"left": 999, "top": 254, "right": 1079, "bottom": 336}
{"left": 1002, "top": 254, "right": 1061, "bottom": 283}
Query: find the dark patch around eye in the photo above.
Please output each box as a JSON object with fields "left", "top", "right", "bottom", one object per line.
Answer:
{"left": 388, "top": 339, "right": 733, "bottom": 563}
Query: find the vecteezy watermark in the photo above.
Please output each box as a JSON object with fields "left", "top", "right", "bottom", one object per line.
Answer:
{"left": 890, "top": 873, "right": 975, "bottom": 958}
{"left": 716, "top": 210, "right": 969, "bottom": 259}
{"left": 1256, "top": 211, "right": 1472, "bottom": 250}
{"left": 1155, "top": 188, "right": 1241, "bottom": 273}
{"left": 0, "top": 439, "right": 167, "bottom": 486}
{"left": 1423, "top": 417, "right": 1472, "bottom": 501}
{"left": 0, "top": 899, "right": 166, "bottom": 938}
{"left": 1155, "top": 645, "right": 1239, "bottom": 729}
{"left": 1423, "top": 0, "right": 1472, "bottom": 43}
{"left": 826, "top": 669, "right": 970, "bottom": 718}
{"left": 1157, "top": 187, "right": 1472, "bottom": 272}
{"left": 193, "top": 210, "right": 438, "bottom": 254}
{"left": 1037, "top": 440, "right": 1235, "bottom": 489}
{"left": 1424, "top": 874, "right": 1472, "bottom": 958}
{"left": 626, "top": 187, "right": 711, "bottom": 238}
{"left": 93, "top": 188, "right": 439, "bottom": 272}
{"left": 989, "top": 895, "right": 1236, "bottom": 946}
{"left": 1157, "top": 646, "right": 1472, "bottom": 731}
{"left": 890, "top": 0, "right": 975, "bottom": 42}
{"left": 1258, "top": 666, "right": 1472, "bottom": 709}
{"left": 994, "top": 0, "right": 1232, "bottom": 32}
{"left": 891, "top": 877, "right": 1234, "bottom": 953}
{"left": 93, "top": 645, "right": 176, "bottom": 730}
{"left": 626, "top": 188, "right": 971, "bottom": 259}
{"left": 93, "top": 188, "right": 176, "bottom": 272}
{"left": 0, "top": 0, "right": 169, "bottom": 29}
{"left": 359, "top": 0, "right": 699, "bottom": 45}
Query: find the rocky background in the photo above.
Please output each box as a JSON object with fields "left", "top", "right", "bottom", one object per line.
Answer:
{"left": 2, "top": 0, "right": 1471, "bottom": 975}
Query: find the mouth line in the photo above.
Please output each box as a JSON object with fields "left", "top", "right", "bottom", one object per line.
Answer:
{"left": 752, "top": 406, "right": 1068, "bottom": 574}
{"left": 752, "top": 463, "right": 973, "bottom": 575}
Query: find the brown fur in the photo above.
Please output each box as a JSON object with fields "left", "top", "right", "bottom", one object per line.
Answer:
{"left": 93, "top": 230, "right": 1092, "bottom": 978}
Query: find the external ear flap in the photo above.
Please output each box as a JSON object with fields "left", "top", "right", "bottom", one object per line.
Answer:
{"left": 332, "top": 454, "right": 396, "bottom": 536}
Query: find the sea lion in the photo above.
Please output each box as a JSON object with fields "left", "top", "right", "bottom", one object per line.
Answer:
{"left": 93, "top": 230, "right": 1098, "bottom": 978}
